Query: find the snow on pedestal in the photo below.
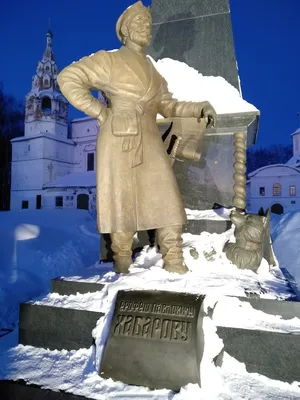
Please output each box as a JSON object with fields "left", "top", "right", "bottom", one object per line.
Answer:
{"left": 150, "top": 57, "right": 258, "bottom": 116}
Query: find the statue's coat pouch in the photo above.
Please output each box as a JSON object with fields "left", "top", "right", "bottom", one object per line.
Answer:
{"left": 111, "top": 111, "right": 139, "bottom": 136}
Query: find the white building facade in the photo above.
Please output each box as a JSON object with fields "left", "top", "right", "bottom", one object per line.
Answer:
{"left": 10, "top": 30, "right": 99, "bottom": 211}
{"left": 247, "top": 127, "right": 300, "bottom": 215}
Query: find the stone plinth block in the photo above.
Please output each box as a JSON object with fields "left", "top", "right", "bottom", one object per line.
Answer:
{"left": 237, "top": 296, "right": 300, "bottom": 319}
{"left": 100, "top": 290, "right": 205, "bottom": 391}
{"left": 168, "top": 112, "right": 259, "bottom": 211}
{"left": 19, "top": 303, "right": 103, "bottom": 351}
{"left": 185, "top": 219, "right": 232, "bottom": 235}
{"left": 148, "top": 0, "right": 239, "bottom": 90}
{"left": 217, "top": 326, "right": 300, "bottom": 383}
{"left": 216, "top": 296, "right": 300, "bottom": 382}
{"left": 0, "top": 380, "right": 89, "bottom": 399}
{"left": 50, "top": 278, "right": 104, "bottom": 296}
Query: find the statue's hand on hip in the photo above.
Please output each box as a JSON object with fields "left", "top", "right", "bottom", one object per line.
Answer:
{"left": 194, "top": 101, "right": 217, "bottom": 128}
{"left": 97, "top": 107, "right": 112, "bottom": 127}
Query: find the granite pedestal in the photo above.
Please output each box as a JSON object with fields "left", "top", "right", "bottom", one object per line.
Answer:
{"left": 3, "top": 274, "right": 300, "bottom": 397}
{"left": 19, "top": 303, "right": 104, "bottom": 351}
{"left": 216, "top": 295, "right": 300, "bottom": 383}
{"left": 148, "top": 0, "right": 240, "bottom": 91}
{"left": 0, "top": 380, "right": 90, "bottom": 400}
{"left": 51, "top": 277, "right": 104, "bottom": 296}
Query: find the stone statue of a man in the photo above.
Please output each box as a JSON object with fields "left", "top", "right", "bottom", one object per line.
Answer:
{"left": 57, "top": 1, "right": 216, "bottom": 275}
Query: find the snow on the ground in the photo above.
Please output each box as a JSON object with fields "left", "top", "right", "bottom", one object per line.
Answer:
{"left": 271, "top": 211, "right": 300, "bottom": 287}
{"left": 0, "top": 210, "right": 99, "bottom": 332}
{"left": 1, "top": 210, "right": 300, "bottom": 399}
{"left": 2, "top": 332, "right": 300, "bottom": 400}
{"left": 150, "top": 57, "right": 258, "bottom": 115}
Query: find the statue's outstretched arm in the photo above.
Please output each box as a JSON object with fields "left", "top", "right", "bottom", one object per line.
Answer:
{"left": 158, "top": 77, "right": 217, "bottom": 127}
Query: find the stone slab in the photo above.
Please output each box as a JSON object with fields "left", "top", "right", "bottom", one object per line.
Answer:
{"left": 148, "top": 0, "right": 240, "bottom": 90}
{"left": 19, "top": 303, "right": 103, "bottom": 351}
{"left": 100, "top": 290, "right": 206, "bottom": 390}
{"left": 151, "top": 0, "right": 229, "bottom": 22}
{"left": 173, "top": 134, "right": 235, "bottom": 210}
{"left": 185, "top": 218, "right": 232, "bottom": 235}
{"left": 237, "top": 296, "right": 300, "bottom": 320}
{"left": 217, "top": 326, "right": 300, "bottom": 383}
{"left": 50, "top": 278, "right": 104, "bottom": 296}
{"left": 157, "top": 112, "right": 260, "bottom": 147}
{"left": 0, "top": 380, "right": 89, "bottom": 400}
{"left": 172, "top": 113, "right": 259, "bottom": 211}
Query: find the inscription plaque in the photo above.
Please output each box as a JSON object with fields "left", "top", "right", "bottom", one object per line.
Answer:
{"left": 100, "top": 290, "right": 206, "bottom": 391}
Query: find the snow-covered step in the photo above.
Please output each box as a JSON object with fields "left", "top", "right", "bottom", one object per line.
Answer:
{"left": 214, "top": 296, "right": 300, "bottom": 383}
{"left": 19, "top": 303, "right": 103, "bottom": 351}
{"left": 0, "top": 379, "right": 88, "bottom": 399}
{"left": 51, "top": 277, "right": 105, "bottom": 296}
{"left": 217, "top": 326, "right": 300, "bottom": 383}
{"left": 3, "top": 294, "right": 300, "bottom": 399}
{"left": 237, "top": 296, "right": 300, "bottom": 319}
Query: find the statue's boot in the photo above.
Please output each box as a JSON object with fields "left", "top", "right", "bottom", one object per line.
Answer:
{"left": 157, "top": 225, "right": 188, "bottom": 274}
{"left": 110, "top": 232, "right": 134, "bottom": 274}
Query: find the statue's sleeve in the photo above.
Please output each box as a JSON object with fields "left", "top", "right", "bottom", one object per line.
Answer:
{"left": 158, "top": 77, "right": 204, "bottom": 118}
{"left": 57, "top": 50, "right": 112, "bottom": 119}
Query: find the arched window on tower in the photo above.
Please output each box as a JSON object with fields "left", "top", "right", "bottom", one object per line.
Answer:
{"left": 42, "top": 97, "right": 52, "bottom": 114}
{"left": 43, "top": 78, "right": 50, "bottom": 89}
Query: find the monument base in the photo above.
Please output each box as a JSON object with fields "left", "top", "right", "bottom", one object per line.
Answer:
{"left": 1, "top": 261, "right": 300, "bottom": 397}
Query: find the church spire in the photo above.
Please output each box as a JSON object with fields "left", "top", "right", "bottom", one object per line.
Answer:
{"left": 43, "top": 28, "right": 55, "bottom": 62}
{"left": 30, "top": 28, "right": 59, "bottom": 93}
{"left": 24, "top": 28, "right": 68, "bottom": 130}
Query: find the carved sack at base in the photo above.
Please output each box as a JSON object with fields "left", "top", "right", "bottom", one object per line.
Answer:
{"left": 223, "top": 208, "right": 272, "bottom": 272}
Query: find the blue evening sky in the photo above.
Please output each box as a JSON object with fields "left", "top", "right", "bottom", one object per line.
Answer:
{"left": 1, "top": 0, "right": 299, "bottom": 147}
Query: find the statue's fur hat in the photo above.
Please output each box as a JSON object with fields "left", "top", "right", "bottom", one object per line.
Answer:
{"left": 116, "top": 1, "right": 151, "bottom": 43}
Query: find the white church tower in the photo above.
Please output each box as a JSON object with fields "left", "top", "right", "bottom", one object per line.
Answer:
{"left": 10, "top": 30, "right": 75, "bottom": 210}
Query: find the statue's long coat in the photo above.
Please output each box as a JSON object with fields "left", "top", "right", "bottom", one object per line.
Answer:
{"left": 58, "top": 46, "right": 200, "bottom": 233}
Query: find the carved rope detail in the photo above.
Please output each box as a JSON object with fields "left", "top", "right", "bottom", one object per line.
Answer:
{"left": 233, "top": 132, "right": 247, "bottom": 211}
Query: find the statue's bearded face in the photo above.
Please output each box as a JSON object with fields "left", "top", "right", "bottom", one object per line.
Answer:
{"left": 127, "top": 13, "right": 152, "bottom": 46}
